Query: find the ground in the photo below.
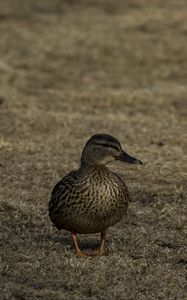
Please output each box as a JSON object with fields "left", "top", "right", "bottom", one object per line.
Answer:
{"left": 0, "top": 1, "right": 187, "bottom": 299}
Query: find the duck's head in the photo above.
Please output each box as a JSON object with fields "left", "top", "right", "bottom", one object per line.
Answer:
{"left": 81, "top": 134, "right": 142, "bottom": 166}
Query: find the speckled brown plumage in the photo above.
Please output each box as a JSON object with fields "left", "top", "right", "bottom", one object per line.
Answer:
{"left": 49, "top": 134, "right": 142, "bottom": 256}
{"left": 49, "top": 165, "right": 129, "bottom": 234}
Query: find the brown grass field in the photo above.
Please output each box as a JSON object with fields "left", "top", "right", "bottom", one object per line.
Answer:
{"left": 0, "top": 1, "right": 187, "bottom": 299}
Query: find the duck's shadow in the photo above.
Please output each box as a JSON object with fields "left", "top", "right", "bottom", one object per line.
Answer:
{"left": 38, "top": 232, "right": 101, "bottom": 251}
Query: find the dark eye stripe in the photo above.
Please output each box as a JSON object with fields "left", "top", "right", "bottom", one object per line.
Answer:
{"left": 92, "top": 142, "right": 120, "bottom": 151}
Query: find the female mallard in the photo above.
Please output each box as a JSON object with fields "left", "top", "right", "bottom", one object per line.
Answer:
{"left": 49, "top": 134, "right": 142, "bottom": 256}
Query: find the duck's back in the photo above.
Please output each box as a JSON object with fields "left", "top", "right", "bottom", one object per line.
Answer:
{"left": 49, "top": 166, "right": 129, "bottom": 234}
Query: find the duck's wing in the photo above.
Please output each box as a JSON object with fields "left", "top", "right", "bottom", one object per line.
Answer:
{"left": 48, "top": 170, "right": 78, "bottom": 218}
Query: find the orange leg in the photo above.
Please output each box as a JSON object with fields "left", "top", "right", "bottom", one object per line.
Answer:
{"left": 98, "top": 229, "right": 107, "bottom": 255}
{"left": 91, "top": 229, "right": 108, "bottom": 256}
{"left": 71, "top": 232, "right": 88, "bottom": 257}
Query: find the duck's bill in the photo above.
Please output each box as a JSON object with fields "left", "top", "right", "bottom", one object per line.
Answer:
{"left": 116, "top": 151, "right": 142, "bottom": 165}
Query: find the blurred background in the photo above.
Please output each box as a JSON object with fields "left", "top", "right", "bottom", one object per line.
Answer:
{"left": 0, "top": 1, "right": 186, "bottom": 299}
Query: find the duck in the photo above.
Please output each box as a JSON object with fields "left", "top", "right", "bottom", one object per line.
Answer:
{"left": 49, "top": 134, "right": 142, "bottom": 256}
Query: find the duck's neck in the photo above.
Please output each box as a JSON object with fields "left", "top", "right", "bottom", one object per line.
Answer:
{"left": 79, "top": 163, "right": 110, "bottom": 176}
{"left": 80, "top": 161, "right": 107, "bottom": 169}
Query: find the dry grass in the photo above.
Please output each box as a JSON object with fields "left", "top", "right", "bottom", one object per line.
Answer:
{"left": 0, "top": 1, "right": 187, "bottom": 299}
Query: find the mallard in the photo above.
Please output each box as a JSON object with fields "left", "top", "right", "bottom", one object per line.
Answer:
{"left": 49, "top": 134, "right": 142, "bottom": 256}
